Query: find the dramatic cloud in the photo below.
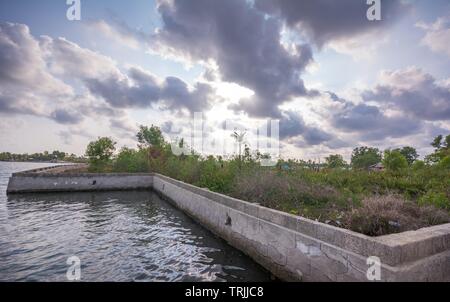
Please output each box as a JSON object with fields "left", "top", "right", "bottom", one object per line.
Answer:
{"left": 50, "top": 109, "right": 83, "bottom": 125}
{"left": 91, "top": 0, "right": 408, "bottom": 118}
{"left": 279, "top": 111, "right": 332, "bottom": 145}
{"left": 416, "top": 17, "right": 450, "bottom": 57}
{"left": 153, "top": 0, "right": 316, "bottom": 118}
{"left": 1, "top": 1, "right": 448, "bottom": 156}
{"left": 362, "top": 67, "right": 450, "bottom": 121}
{"left": 0, "top": 22, "right": 113, "bottom": 124}
{"left": 0, "top": 22, "right": 73, "bottom": 118}
{"left": 0, "top": 21, "right": 214, "bottom": 130}
{"left": 255, "top": 0, "right": 405, "bottom": 47}
{"left": 41, "top": 36, "right": 122, "bottom": 80}
{"left": 84, "top": 69, "right": 161, "bottom": 109}
{"left": 85, "top": 66, "right": 215, "bottom": 113}
{"left": 330, "top": 102, "right": 422, "bottom": 141}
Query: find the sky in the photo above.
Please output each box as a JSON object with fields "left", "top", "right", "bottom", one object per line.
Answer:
{"left": 0, "top": 0, "right": 449, "bottom": 161}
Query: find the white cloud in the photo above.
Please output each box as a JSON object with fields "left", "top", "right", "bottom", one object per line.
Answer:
{"left": 416, "top": 17, "right": 450, "bottom": 57}
{"left": 328, "top": 31, "right": 390, "bottom": 61}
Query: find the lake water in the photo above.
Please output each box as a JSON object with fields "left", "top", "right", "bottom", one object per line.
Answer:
{"left": 0, "top": 162, "right": 272, "bottom": 281}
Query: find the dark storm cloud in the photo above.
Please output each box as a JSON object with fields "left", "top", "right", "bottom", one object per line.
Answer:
{"left": 50, "top": 109, "right": 83, "bottom": 125}
{"left": 361, "top": 68, "right": 450, "bottom": 121}
{"left": 161, "top": 120, "right": 183, "bottom": 135}
{"left": 85, "top": 75, "right": 160, "bottom": 108}
{"left": 0, "top": 93, "right": 38, "bottom": 115}
{"left": 154, "top": 0, "right": 316, "bottom": 118}
{"left": 255, "top": 0, "right": 406, "bottom": 47}
{"left": 160, "top": 77, "right": 214, "bottom": 113}
{"left": 85, "top": 67, "right": 214, "bottom": 113}
{"left": 279, "top": 111, "right": 332, "bottom": 145}
{"left": 92, "top": 0, "right": 406, "bottom": 119}
{"left": 279, "top": 111, "right": 306, "bottom": 139}
{"left": 330, "top": 100, "right": 422, "bottom": 141}
{"left": 302, "top": 127, "right": 333, "bottom": 145}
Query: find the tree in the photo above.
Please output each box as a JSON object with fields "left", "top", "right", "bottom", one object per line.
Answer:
{"left": 136, "top": 125, "right": 165, "bottom": 149}
{"left": 351, "top": 147, "right": 382, "bottom": 170}
{"left": 426, "top": 134, "right": 450, "bottom": 164}
{"left": 445, "top": 135, "right": 450, "bottom": 149}
{"left": 51, "top": 150, "right": 66, "bottom": 161}
{"left": 231, "top": 130, "right": 246, "bottom": 168}
{"left": 431, "top": 135, "right": 443, "bottom": 149}
{"left": 85, "top": 137, "right": 116, "bottom": 171}
{"left": 325, "top": 154, "right": 347, "bottom": 169}
{"left": 383, "top": 150, "right": 408, "bottom": 173}
{"left": 393, "top": 146, "right": 418, "bottom": 166}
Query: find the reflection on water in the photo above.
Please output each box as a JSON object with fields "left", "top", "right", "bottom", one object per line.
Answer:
{"left": 0, "top": 162, "right": 272, "bottom": 282}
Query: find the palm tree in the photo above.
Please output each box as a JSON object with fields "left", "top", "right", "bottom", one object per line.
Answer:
{"left": 231, "top": 130, "right": 246, "bottom": 168}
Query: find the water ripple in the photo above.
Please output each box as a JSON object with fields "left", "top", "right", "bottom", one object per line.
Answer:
{"left": 0, "top": 162, "right": 271, "bottom": 282}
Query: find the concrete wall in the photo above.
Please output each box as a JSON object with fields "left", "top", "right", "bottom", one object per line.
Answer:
{"left": 7, "top": 168, "right": 153, "bottom": 193}
{"left": 152, "top": 174, "right": 450, "bottom": 282}
{"left": 6, "top": 168, "right": 450, "bottom": 282}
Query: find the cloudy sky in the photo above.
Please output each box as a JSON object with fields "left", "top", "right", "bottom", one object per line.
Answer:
{"left": 0, "top": 0, "right": 449, "bottom": 160}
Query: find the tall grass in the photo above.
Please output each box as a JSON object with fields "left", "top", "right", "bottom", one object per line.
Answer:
{"left": 108, "top": 148, "right": 450, "bottom": 236}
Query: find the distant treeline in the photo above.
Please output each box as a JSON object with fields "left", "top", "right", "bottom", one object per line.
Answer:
{"left": 0, "top": 151, "right": 86, "bottom": 163}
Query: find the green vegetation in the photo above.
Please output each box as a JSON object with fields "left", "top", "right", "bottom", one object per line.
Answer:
{"left": 425, "top": 135, "right": 450, "bottom": 164}
{"left": 0, "top": 150, "right": 85, "bottom": 163}
{"left": 383, "top": 150, "right": 408, "bottom": 173}
{"left": 350, "top": 146, "right": 382, "bottom": 170}
{"left": 85, "top": 137, "right": 116, "bottom": 172}
{"left": 325, "top": 154, "right": 347, "bottom": 169}
{"left": 394, "top": 146, "right": 419, "bottom": 166}
{"left": 83, "top": 128, "right": 450, "bottom": 236}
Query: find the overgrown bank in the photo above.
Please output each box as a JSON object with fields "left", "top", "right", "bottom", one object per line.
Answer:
{"left": 83, "top": 125, "right": 450, "bottom": 236}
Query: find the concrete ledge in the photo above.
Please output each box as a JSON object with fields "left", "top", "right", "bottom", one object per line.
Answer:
{"left": 11, "top": 164, "right": 87, "bottom": 175}
{"left": 6, "top": 167, "right": 450, "bottom": 281}
{"left": 7, "top": 169, "right": 153, "bottom": 193}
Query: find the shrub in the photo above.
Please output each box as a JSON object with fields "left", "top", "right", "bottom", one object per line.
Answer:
{"left": 419, "top": 191, "right": 450, "bottom": 210}
{"left": 383, "top": 150, "right": 408, "bottom": 173}
{"left": 196, "top": 156, "right": 235, "bottom": 192}
{"left": 343, "top": 195, "right": 450, "bottom": 236}
{"left": 438, "top": 156, "right": 450, "bottom": 169}
{"left": 114, "top": 148, "right": 148, "bottom": 173}
{"left": 411, "top": 160, "right": 426, "bottom": 171}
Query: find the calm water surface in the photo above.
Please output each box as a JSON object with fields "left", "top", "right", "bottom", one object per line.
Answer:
{"left": 0, "top": 162, "right": 272, "bottom": 281}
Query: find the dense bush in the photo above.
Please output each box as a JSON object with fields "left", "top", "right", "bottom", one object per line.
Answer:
{"left": 439, "top": 156, "right": 450, "bottom": 169}
{"left": 383, "top": 150, "right": 408, "bottom": 173}
{"left": 114, "top": 148, "right": 148, "bottom": 173}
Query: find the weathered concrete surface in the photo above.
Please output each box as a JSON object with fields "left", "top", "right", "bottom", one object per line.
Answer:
{"left": 7, "top": 166, "right": 153, "bottom": 193}
{"left": 6, "top": 166, "right": 450, "bottom": 282}
{"left": 152, "top": 174, "right": 450, "bottom": 282}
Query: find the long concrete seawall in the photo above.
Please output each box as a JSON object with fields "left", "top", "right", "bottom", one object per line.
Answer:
{"left": 6, "top": 166, "right": 450, "bottom": 282}
{"left": 7, "top": 165, "right": 153, "bottom": 193}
